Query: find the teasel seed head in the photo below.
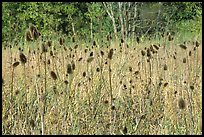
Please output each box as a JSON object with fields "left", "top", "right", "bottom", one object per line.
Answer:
{"left": 50, "top": 71, "right": 57, "bottom": 80}
{"left": 59, "top": 37, "right": 65, "bottom": 45}
{"left": 183, "top": 58, "right": 187, "bottom": 63}
{"left": 93, "top": 41, "right": 96, "bottom": 46}
{"left": 153, "top": 44, "right": 159, "bottom": 50}
{"left": 41, "top": 42, "right": 48, "bottom": 53}
{"left": 100, "top": 50, "right": 104, "bottom": 56}
{"left": 178, "top": 97, "right": 186, "bottom": 110}
{"left": 108, "top": 48, "right": 114, "bottom": 60}
{"left": 163, "top": 82, "right": 168, "bottom": 87}
{"left": 13, "top": 61, "right": 20, "bottom": 68}
{"left": 190, "top": 85, "right": 194, "bottom": 90}
{"left": 189, "top": 51, "right": 192, "bottom": 56}
{"left": 64, "top": 80, "right": 68, "bottom": 85}
{"left": 179, "top": 44, "right": 187, "bottom": 50}
{"left": 90, "top": 51, "right": 93, "bottom": 57}
{"left": 121, "top": 39, "right": 124, "bottom": 43}
{"left": 164, "top": 64, "right": 168, "bottom": 71}
{"left": 19, "top": 53, "right": 27, "bottom": 64}
{"left": 25, "top": 30, "right": 33, "bottom": 42}
{"left": 141, "top": 50, "right": 145, "bottom": 56}
{"left": 47, "top": 41, "right": 52, "bottom": 47}
{"left": 122, "top": 126, "right": 128, "bottom": 134}
{"left": 195, "top": 41, "right": 200, "bottom": 47}
{"left": 82, "top": 72, "right": 86, "bottom": 77}
{"left": 71, "top": 60, "right": 75, "bottom": 70}
{"left": 67, "top": 64, "right": 73, "bottom": 74}
{"left": 146, "top": 48, "right": 151, "bottom": 57}
{"left": 87, "top": 57, "right": 94, "bottom": 63}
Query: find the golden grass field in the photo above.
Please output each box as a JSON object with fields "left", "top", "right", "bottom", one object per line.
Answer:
{"left": 2, "top": 34, "right": 202, "bottom": 135}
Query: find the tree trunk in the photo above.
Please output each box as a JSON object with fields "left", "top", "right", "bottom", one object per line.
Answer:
{"left": 103, "top": 2, "right": 118, "bottom": 40}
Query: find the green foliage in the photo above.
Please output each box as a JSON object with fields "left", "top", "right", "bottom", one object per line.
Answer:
{"left": 2, "top": 2, "right": 202, "bottom": 43}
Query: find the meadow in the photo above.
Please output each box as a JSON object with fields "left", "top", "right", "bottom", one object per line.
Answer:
{"left": 2, "top": 30, "right": 202, "bottom": 135}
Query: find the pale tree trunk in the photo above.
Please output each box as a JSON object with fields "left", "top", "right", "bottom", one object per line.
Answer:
{"left": 127, "top": 2, "right": 131, "bottom": 38}
{"left": 123, "top": 3, "right": 127, "bottom": 40}
{"left": 103, "top": 2, "right": 118, "bottom": 40}
{"left": 132, "top": 2, "right": 138, "bottom": 40}
{"left": 118, "top": 2, "right": 124, "bottom": 41}
{"left": 90, "top": 17, "right": 93, "bottom": 41}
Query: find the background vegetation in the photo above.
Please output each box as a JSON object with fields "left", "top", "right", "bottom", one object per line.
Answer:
{"left": 2, "top": 2, "right": 202, "bottom": 135}
{"left": 2, "top": 2, "right": 202, "bottom": 43}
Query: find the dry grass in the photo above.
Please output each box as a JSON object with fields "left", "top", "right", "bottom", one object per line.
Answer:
{"left": 2, "top": 36, "right": 202, "bottom": 135}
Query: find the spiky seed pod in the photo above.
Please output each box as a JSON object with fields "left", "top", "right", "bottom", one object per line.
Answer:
{"left": 19, "top": 53, "right": 27, "bottom": 64}
{"left": 82, "top": 72, "right": 86, "bottom": 77}
{"left": 74, "top": 44, "right": 78, "bottom": 49}
{"left": 67, "top": 64, "right": 73, "bottom": 74}
{"left": 121, "top": 39, "right": 124, "bottom": 43}
{"left": 33, "top": 30, "right": 40, "bottom": 40}
{"left": 15, "top": 90, "right": 20, "bottom": 95}
{"left": 64, "top": 80, "right": 68, "bottom": 85}
{"left": 153, "top": 44, "right": 159, "bottom": 50}
{"left": 129, "top": 67, "right": 132, "bottom": 72}
{"left": 87, "top": 57, "right": 94, "bottom": 63}
{"left": 150, "top": 45, "right": 154, "bottom": 51}
{"left": 111, "top": 105, "right": 115, "bottom": 110}
{"left": 189, "top": 51, "right": 192, "bottom": 56}
{"left": 30, "top": 119, "right": 35, "bottom": 128}
{"left": 59, "top": 37, "right": 65, "bottom": 45}
{"left": 190, "top": 85, "right": 194, "bottom": 90}
{"left": 108, "top": 48, "right": 114, "bottom": 60}
{"left": 47, "top": 41, "right": 52, "bottom": 47}
{"left": 100, "top": 50, "right": 104, "bottom": 56}
{"left": 78, "top": 57, "right": 83, "bottom": 62}
{"left": 136, "top": 37, "right": 140, "bottom": 44}
{"left": 196, "top": 41, "right": 200, "bottom": 47}
{"left": 50, "top": 71, "right": 57, "bottom": 80}
{"left": 146, "top": 48, "right": 151, "bottom": 57}
{"left": 134, "top": 71, "right": 139, "bottom": 75}
{"left": 71, "top": 60, "right": 75, "bottom": 70}
{"left": 50, "top": 51, "right": 54, "bottom": 56}
{"left": 107, "top": 35, "right": 110, "bottom": 41}
{"left": 164, "top": 64, "right": 168, "bottom": 71}
{"left": 104, "top": 100, "right": 109, "bottom": 104}
{"left": 93, "top": 41, "right": 96, "bottom": 46}
{"left": 123, "top": 126, "right": 128, "bottom": 134}
{"left": 13, "top": 61, "right": 20, "bottom": 68}
{"left": 47, "top": 59, "right": 50, "bottom": 65}
{"left": 96, "top": 67, "right": 100, "bottom": 72}
{"left": 90, "top": 52, "right": 93, "bottom": 57}
{"left": 41, "top": 42, "right": 48, "bottom": 53}
{"left": 183, "top": 58, "right": 187, "bottom": 63}
{"left": 163, "top": 82, "right": 168, "bottom": 87}
{"left": 179, "top": 44, "right": 187, "bottom": 50}
{"left": 178, "top": 98, "right": 186, "bottom": 110}
{"left": 25, "top": 30, "right": 33, "bottom": 42}
{"left": 141, "top": 50, "right": 145, "bottom": 56}
{"left": 168, "top": 35, "right": 173, "bottom": 41}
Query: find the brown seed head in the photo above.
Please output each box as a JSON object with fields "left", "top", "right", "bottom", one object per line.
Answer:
{"left": 19, "top": 53, "right": 27, "bottom": 64}
{"left": 141, "top": 50, "right": 145, "bottom": 56}
{"left": 164, "top": 64, "right": 168, "bottom": 71}
{"left": 179, "top": 44, "right": 187, "bottom": 50}
{"left": 87, "top": 57, "right": 94, "bottom": 63}
{"left": 183, "top": 58, "right": 187, "bottom": 63}
{"left": 50, "top": 71, "right": 57, "bottom": 80}
{"left": 178, "top": 98, "right": 186, "bottom": 110}
{"left": 13, "top": 61, "right": 20, "bottom": 68}
{"left": 108, "top": 48, "right": 114, "bottom": 60}
{"left": 41, "top": 42, "right": 48, "bottom": 53}
{"left": 67, "top": 64, "right": 73, "bottom": 74}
